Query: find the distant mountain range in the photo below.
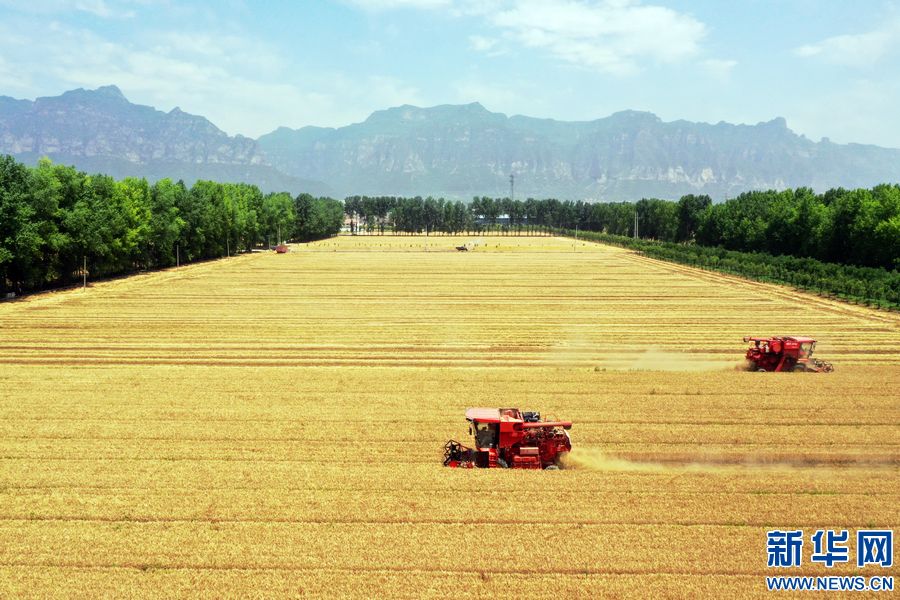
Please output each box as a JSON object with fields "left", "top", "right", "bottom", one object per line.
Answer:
{"left": 2, "top": 86, "right": 899, "bottom": 201}
{"left": 0, "top": 86, "right": 332, "bottom": 196}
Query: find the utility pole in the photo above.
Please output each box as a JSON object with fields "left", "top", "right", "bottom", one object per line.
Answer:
{"left": 82, "top": 256, "right": 86, "bottom": 289}
{"left": 634, "top": 209, "right": 639, "bottom": 239}
{"left": 176, "top": 244, "right": 180, "bottom": 267}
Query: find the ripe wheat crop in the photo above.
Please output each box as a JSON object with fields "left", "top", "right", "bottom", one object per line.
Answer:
{"left": 0, "top": 235, "right": 896, "bottom": 598}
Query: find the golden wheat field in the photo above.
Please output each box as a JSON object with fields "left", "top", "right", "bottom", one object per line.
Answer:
{"left": 0, "top": 235, "right": 897, "bottom": 598}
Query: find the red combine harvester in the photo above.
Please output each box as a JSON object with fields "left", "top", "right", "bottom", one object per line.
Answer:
{"left": 274, "top": 243, "right": 289, "bottom": 254}
{"left": 744, "top": 336, "right": 834, "bottom": 372}
{"left": 443, "top": 408, "right": 572, "bottom": 470}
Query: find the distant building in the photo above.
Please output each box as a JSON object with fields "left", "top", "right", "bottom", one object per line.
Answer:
{"left": 474, "top": 214, "right": 534, "bottom": 226}
{"left": 475, "top": 213, "right": 513, "bottom": 226}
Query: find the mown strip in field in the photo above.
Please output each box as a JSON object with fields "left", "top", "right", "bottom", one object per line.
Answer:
{"left": 0, "top": 236, "right": 896, "bottom": 598}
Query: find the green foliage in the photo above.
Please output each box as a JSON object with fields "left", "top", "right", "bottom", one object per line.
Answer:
{"left": 260, "top": 192, "right": 296, "bottom": 246}
{"left": 0, "top": 155, "right": 341, "bottom": 294}
{"left": 696, "top": 186, "right": 900, "bottom": 270}
{"left": 293, "top": 193, "right": 344, "bottom": 242}
{"left": 149, "top": 179, "right": 186, "bottom": 267}
{"left": 0, "top": 155, "right": 34, "bottom": 293}
{"left": 675, "top": 194, "right": 711, "bottom": 242}
{"left": 6, "top": 149, "right": 893, "bottom": 306}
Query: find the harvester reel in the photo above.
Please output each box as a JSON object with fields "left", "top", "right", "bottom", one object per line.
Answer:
{"left": 814, "top": 359, "right": 834, "bottom": 373}
{"left": 443, "top": 440, "right": 468, "bottom": 466}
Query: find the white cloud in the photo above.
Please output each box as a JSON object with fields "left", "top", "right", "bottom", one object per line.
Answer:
{"left": 0, "top": 19, "right": 422, "bottom": 137}
{"left": 344, "top": 0, "right": 453, "bottom": 9}
{"left": 0, "top": 0, "right": 141, "bottom": 18}
{"left": 489, "top": 0, "right": 706, "bottom": 75}
{"left": 469, "top": 34, "right": 498, "bottom": 52}
{"left": 74, "top": 0, "right": 133, "bottom": 18}
{"left": 0, "top": 54, "right": 32, "bottom": 91}
{"left": 795, "top": 21, "right": 900, "bottom": 68}
{"left": 344, "top": 0, "right": 501, "bottom": 12}
{"left": 786, "top": 78, "right": 900, "bottom": 147}
{"left": 701, "top": 58, "right": 736, "bottom": 81}
{"left": 147, "top": 31, "right": 287, "bottom": 77}
{"left": 454, "top": 79, "right": 518, "bottom": 108}
{"left": 345, "top": 0, "right": 711, "bottom": 75}
{"left": 362, "top": 75, "right": 425, "bottom": 110}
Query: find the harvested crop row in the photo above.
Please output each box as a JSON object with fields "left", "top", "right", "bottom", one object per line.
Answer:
{"left": 1, "top": 488, "right": 897, "bottom": 527}
{"left": 0, "top": 235, "right": 896, "bottom": 598}
{"left": 3, "top": 520, "right": 892, "bottom": 576}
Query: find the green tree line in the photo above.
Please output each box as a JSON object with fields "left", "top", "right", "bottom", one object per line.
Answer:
{"left": 347, "top": 188, "right": 899, "bottom": 272}
{"left": 345, "top": 194, "right": 707, "bottom": 237}
{"left": 345, "top": 195, "right": 581, "bottom": 235}
{"left": 0, "top": 156, "right": 343, "bottom": 295}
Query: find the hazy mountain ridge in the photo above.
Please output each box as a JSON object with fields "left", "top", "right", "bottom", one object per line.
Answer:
{"left": 258, "top": 102, "right": 900, "bottom": 200}
{"left": 0, "top": 86, "right": 332, "bottom": 195}
{"left": 2, "top": 86, "right": 899, "bottom": 201}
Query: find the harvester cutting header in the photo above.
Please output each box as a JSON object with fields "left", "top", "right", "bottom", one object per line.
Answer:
{"left": 443, "top": 408, "right": 572, "bottom": 470}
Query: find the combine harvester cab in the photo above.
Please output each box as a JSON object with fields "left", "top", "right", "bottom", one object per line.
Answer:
{"left": 443, "top": 408, "right": 572, "bottom": 469}
{"left": 744, "top": 336, "right": 834, "bottom": 372}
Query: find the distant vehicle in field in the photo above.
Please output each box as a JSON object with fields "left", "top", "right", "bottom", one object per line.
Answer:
{"left": 274, "top": 244, "right": 289, "bottom": 253}
{"left": 455, "top": 245, "right": 469, "bottom": 251}
{"left": 443, "top": 407, "right": 572, "bottom": 469}
{"left": 744, "top": 336, "right": 834, "bottom": 372}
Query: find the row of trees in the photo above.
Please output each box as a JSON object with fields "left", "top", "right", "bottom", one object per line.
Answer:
{"left": 3, "top": 152, "right": 895, "bottom": 297}
{"left": 694, "top": 187, "right": 899, "bottom": 271}
{"left": 344, "top": 195, "right": 611, "bottom": 235}
{"left": 344, "top": 196, "right": 475, "bottom": 234}
{"left": 344, "top": 195, "right": 714, "bottom": 241}
{"left": 0, "top": 156, "right": 343, "bottom": 295}
{"left": 346, "top": 187, "right": 899, "bottom": 271}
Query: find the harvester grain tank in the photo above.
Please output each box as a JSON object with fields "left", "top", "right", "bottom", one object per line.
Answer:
{"left": 744, "top": 336, "right": 833, "bottom": 372}
{"left": 443, "top": 408, "right": 572, "bottom": 469}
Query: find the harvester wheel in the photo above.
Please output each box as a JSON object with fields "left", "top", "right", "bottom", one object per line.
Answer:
{"left": 757, "top": 368, "right": 767, "bottom": 372}
{"left": 792, "top": 365, "right": 806, "bottom": 372}
{"left": 544, "top": 465, "right": 560, "bottom": 470}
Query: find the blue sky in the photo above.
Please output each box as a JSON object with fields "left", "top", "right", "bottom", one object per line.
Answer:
{"left": 0, "top": 0, "right": 898, "bottom": 147}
